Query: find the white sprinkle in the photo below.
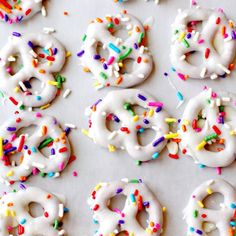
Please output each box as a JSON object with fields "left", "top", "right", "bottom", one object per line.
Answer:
{"left": 41, "top": 6, "right": 47, "bottom": 17}
{"left": 200, "top": 67, "right": 207, "bottom": 78}
{"left": 32, "top": 162, "right": 45, "bottom": 169}
{"left": 222, "top": 97, "right": 231, "bottom": 102}
{"left": 65, "top": 123, "right": 76, "bottom": 129}
{"left": 216, "top": 98, "right": 221, "bottom": 106}
{"left": 63, "top": 89, "right": 71, "bottom": 99}
{"left": 8, "top": 56, "right": 16, "bottom": 62}
{"left": 217, "top": 63, "right": 230, "bottom": 74}
{"left": 210, "top": 73, "right": 218, "bottom": 80}
{"left": 180, "top": 55, "right": 186, "bottom": 61}
{"left": 43, "top": 27, "right": 55, "bottom": 34}
{"left": 19, "top": 81, "right": 27, "bottom": 92}
{"left": 108, "top": 131, "right": 117, "bottom": 140}
{"left": 59, "top": 203, "right": 64, "bottom": 218}
{"left": 58, "top": 229, "right": 66, "bottom": 236}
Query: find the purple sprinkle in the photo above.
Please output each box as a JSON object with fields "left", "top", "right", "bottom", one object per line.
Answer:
{"left": 118, "top": 220, "right": 125, "bottom": 224}
{"left": 18, "top": 16, "right": 23, "bottom": 22}
{"left": 4, "top": 14, "right": 8, "bottom": 22}
{"left": 91, "top": 99, "right": 102, "bottom": 109}
{"left": 143, "top": 201, "right": 150, "bottom": 207}
{"left": 3, "top": 140, "right": 8, "bottom": 145}
{"left": 137, "top": 94, "right": 147, "bottom": 101}
{"left": 28, "top": 41, "right": 34, "bottom": 48}
{"left": 113, "top": 115, "right": 120, "bottom": 123}
{"left": 4, "top": 147, "right": 17, "bottom": 155}
{"left": 7, "top": 127, "right": 16, "bottom": 132}
{"left": 143, "top": 119, "right": 149, "bottom": 124}
{"left": 134, "top": 43, "right": 138, "bottom": 50}
{"left": 12, "top": 32, "right": 21, "bottom": 37}
{"left": 77, "top": 50, "right": 85, "bottom": 57}
{"left": 116, "top": 188, "right": 123, "bottom": 194}
{"left": 23, "top": 81, "right": 32, "bottom": 89}
{"left": 103, "top": 63, "right": 108, "bottom": 70}
{"left": 23, "top": 145, "right": 28, "bottom": 150}
{"left": 155, "top": 106, "right": 162, "bottom": 113}
{"left": 94, "top": 55, "right": 101, "bottom": 60}
{"left": 152, "top": 136, "right": 165, "bottom": 147}
{"left": 51, "top": 148, "right": 55, "bottom": 155}
{"left": 65, "top": 127, "right": 71, "bottom": 136}
{"left": 53, "top": 48, "right": 58, "bottom": 55}
{"left": 232, "top": 31, "right": 236, "bottom": 40}
{"left": 19, "top": 183, "right": 26, "bottom": 190}
{"left": 196, "top": 229, "right": 203, "bottom": 235}
{"left": 186, "top": 33, "right": 192, "bottom": 39}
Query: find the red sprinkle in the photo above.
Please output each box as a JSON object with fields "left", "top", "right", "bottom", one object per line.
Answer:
{"left": 25, "top": 8, "right": 32, "bottom": 16}
{"left": 205, "top": 48, "right": 210, "bottom": 59}
{"left": 212, "top": 125, "right": 222, "bottom": 135}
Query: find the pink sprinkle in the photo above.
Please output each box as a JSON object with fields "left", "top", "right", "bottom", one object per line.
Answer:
{"left": 148, "top": 102, "right": 163, "bottom": 107}
{"left": 198, "top": 39, "right": 205, "bottom": 44}
{"left": 35, "top": 112, "right": 42, "bottom": 118}
{"left": 72, "top": 171, "right": 78, "bottom": 177}
{"left": 211, "top": 92, "right": 217, "bottom": 98}
{"left": 59, "top": 162, "right": 64, "bottom": 171}
{"left": 177, "top": 72, "right": 186, "bottom": 81}
{"left": 216, "top": 167, "right": 221, "bottom": 175}
{"left": 32, "top": 167, "right": 39, "bottom": 176}
{"left": 10, "top": 133, "right": 17, "bottom": 142}
{"left": 107, "top": 56, "right": 115, "bottom": 66}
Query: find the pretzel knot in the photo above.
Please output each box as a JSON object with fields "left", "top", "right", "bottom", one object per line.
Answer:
{"left": 0, "top": 0, "right": 43, "bottom": 24}
{"left": 179, "top": 88, "right": 236, "bottom": 168}
{"left": 78, "top": 12, "right": 153, "bottom": 89}
{"left": 171, "top": 7, "right": 236, "bottom": 80}
{"left": 0, "top": 187, "right": 66, "bottom": 236}
{"left": 0, "top": 32, "right": 66, "bottom": 108}
{"left": 86, "top": 89, "right": 170, "bottom": 162}
{"left": 0, "top": 112, "right": 71, "bottom": 183}
{"left": 184, "top": 179, "right": 236, "bottom": 236}
{"left": 88, "top": 180, "right": 163, "bottom": 235}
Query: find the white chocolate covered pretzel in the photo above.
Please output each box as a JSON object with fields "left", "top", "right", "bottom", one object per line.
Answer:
{"left": 171, "top": 7, "right": 236, "bottom": 79}
{"left": 0, "top": 0, "right": 43, "bottom": 24}
{"left": 78, "top": 12, "right": 153, "bottom": 89}
{"left": 0, "top": 32, "right": 66, "bottom": 108}
{"left": 184, "top": 179, "right": 236, "bottom": 236}
{"left": 114, "top": 0, "right": 159, "bottom": 4}
{"left": 0, "top": 186, "right": 66, "bottom": 235}
{"left": 88, "top": 179, "right": 163, "bottom": 235}
{"left": 0, "top": 112, "right": 71, "bottom": 183}
{"left": 179, "top": 88, "right": 236, "bottom": 168}
{"left": 85, "top": 89, "right": 170, "bottom": 162}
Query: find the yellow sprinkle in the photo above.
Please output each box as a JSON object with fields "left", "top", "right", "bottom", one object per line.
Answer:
{"left": 5, "top": 209, "right": 10, "bottom": 217}
{"left": 129, "top": 233, "right": 134, "bottom": 236}
{"left": 230, "top": 130, "right": 236, "bottom": 136}
{"left": 109, "top": 234, "right": 115, "bottom": 236}
{"left": 6, "top": 171, "right": 13, "bottom": 177}
{"left": 178, "top": 31, "right": 186, "bottom": 41}
{"left": 164, "top": 133, "right": 179, "bottom": 139}
{"left": 66, "top": 51, "right": 72, "bottom": 57}
{"left": 165, "top": 118, "right": 177, "bottom": 123}
{"left": 83, "top": 67, "right": 90, "bottom": 72}
{"left": 47, "top": 81, "right": 58, "bottom": 86}
{"left": 207, "top": 188, "right": 213, "bottom": 195}
{"left": 108, "top": 144, "right": 116, "bottom": 152}
{"left": 133, "top": 115, "right": 139, "bottom": 122}
{"left": 48, "top": 61, "right": 53, "bottom": 66}
{"left": 183, "top": 119, "right": 190, "bottom": 125}
{"left": 128, "top": 31, "right": 132, "bottom": 36}
{"left": 196, "top": 140, "right": 206, "bottom": 150}
{"left": 40, "top": 104, "right": 50, "bottom": 110}
{"left": 95, "top": 184, "right": 101, "bottom": 191}
{"left": 197, "top": 201, "right": 204, "bottom": 208}
{"left": 118, "top": 62, "right": 123, "bottom": 68}
{"left": 14, "top": 87, "right": 20, "bottom": 93}
{"left": 148, "top": 109, "right": 154, "bottom": 117}
{"left": 0, "top": 137, "right": 2, "bottom": 158}
{"left": 81, "top": 129, "right": 89, "bottom": 136}
{"left": 10, "top": 211, "right": 16, "bottom": 217}
{"left": 162, "top": 206, "right": 167, "bottom": 212}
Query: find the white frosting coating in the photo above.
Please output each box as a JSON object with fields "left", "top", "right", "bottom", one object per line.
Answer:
{"left": 0, "top": 112, "right": 71, "bottom": 182}
{"left": 184, "top": 179, "right": 236, "bottom": 236}
{"left": 171, "top": 7, "right": 236, "bottom": 79}
{"left": 88, "top": 179, "right": 163, "bottom": 235}
{"left": 86, "top": 89, "right": 170, "bottom": 162}
{"left": 0, "top": 187, "right": 66, "bottom": 235}
{"left": 179, "top": 88, "right": 236, "bottom": 168}
{"left": 0, "top": 32, "right": 66, "bottom": 108}
{"left": 78, "top": 12, "right": 153, "bottom": 89}
{"left": 114, "top": 0, "right": 159, "bottom": 3}
{"left": 0, "top": 0, "right": 43, "bottom": 24}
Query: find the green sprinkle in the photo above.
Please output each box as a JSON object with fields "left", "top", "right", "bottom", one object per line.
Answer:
{"left": 138, "top": 32, "right": 145, "bottom": 44}
{"left": 182, "top": 39, "right": 190, "bottom": 48}
{"left": 53, "top": 219, "right": 59, "bottom": 229}
{"left": 99, "top": 72, "right": 107, "bottom": 80}
{"left": 129, "top": 179, "right": 140, "bottom": 183}
{"left": 82, "top": 34, "right": 87, "bottom": 41}
{"left": 204, "top": 133, "right": 218, "bottom": 142}
{"left": 38, "top": 137, "right": 54, "bottom": 150}
{"left": 107, "top": 23, "right": 114, "bottom": 29}
{"left": 193, "top": 210, "right": 198, "bottom": 218}
{"left": 118, "top": 48, "right": 132, "bottom": 61}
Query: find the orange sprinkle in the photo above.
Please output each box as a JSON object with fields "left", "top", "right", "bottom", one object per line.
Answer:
{"left": 96, "top": 18, "right": 103, "bottom": 23}
{"left": 42, "top": 126, "right": 47, "bottom": 136}
{"left": 115, "top": 77, "right": 123, "bottom": 85}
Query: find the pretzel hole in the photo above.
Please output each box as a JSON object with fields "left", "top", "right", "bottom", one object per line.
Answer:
{"left": 97, "top": 42, "right": 110, "bottom": 61}
{"left": 20, "top": 77, "right": 44, "bottom": 95}
{"left": 28, "top": 202, "right": 44, "bottom": 218}
{"left": 7, "top": 152, "right": 24, "bottom": 166}
{"left": 202, "top": 192, "right": 224, "bottom": 210}
{"left": 117, "top": 232, "right": 128, "bottom": 236}
{"left": 106, "top": 114, "right": 121, "bottom": 132}
{"left": 120, "top": 58, "right": 135, "bottom": 75}
{"left": 16, "top": 124, "right": 38, "bottom": 137}
{"left": 108, "top": 194, "right": 126, "bottom": 212}
{"left": 223, "top": 106, "right": 236, "bottom": 123}
{"left": 137, "top": 209, "right": 149, "bottom": 229}
{"left": 112, "top": 26, "right": 130, "bottom": 41}
{"left": 195, "top": 110, "right": 207, "bottom": 129}
{"left": 187, "top": 20, "right": 203, "bottom": 32}
{"left": 8, "top": 53, "right": 23, "bottom": 76}
{"left": 203, "top": 222, "right": 218, "bottom": 235}
{"left": 212, "top": 32, "right": 224, "bottom": 55}
{"left": 33, "top": 46, "right": 50, "bottom": 64}
{"left": 185, "top": 51, "right": 203, "bottom": 66}
{"left": 204, "top": 142, "right": 225, "bottom": 152}
{"left": 131, "top": 105, "right": 148, "bottom": 116}
{"left": 138, "top": 128, "right": 156, "bottom": 146}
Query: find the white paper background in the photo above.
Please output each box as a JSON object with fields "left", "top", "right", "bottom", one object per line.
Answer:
{"left": 0, "top": 0, "right": 236, "bottom": 235}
